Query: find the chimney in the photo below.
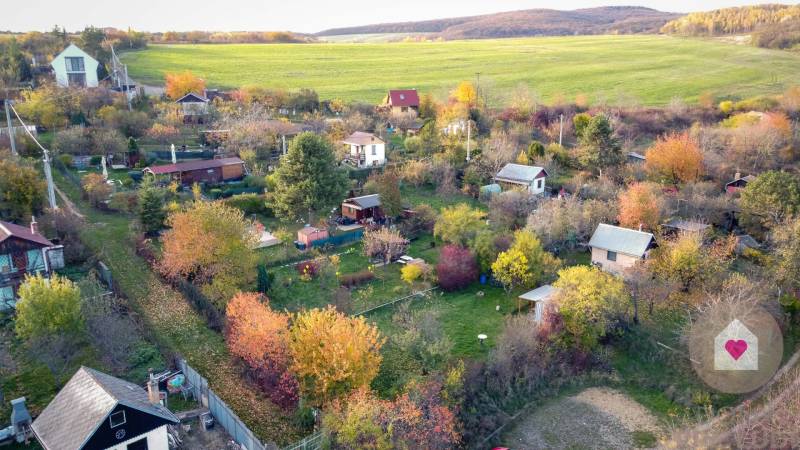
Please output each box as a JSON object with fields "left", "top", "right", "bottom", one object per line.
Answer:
{"left": 30, "top": 216, "right": 38, "bottom": 235}
{"left": 734, "top": 171, "right": 741, "bottom": 180}
{"left": 638, "top": 223, "right": 643, "bottom": 232}
{"left": 10, "top": 397, "right": 32, "bottom": 443}
{"left": 147, "top": 369, "right": 160, "bottom": 405}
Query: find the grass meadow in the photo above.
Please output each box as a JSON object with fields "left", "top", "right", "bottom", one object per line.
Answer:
{"left": 121, "top": 35, "right": 800, "bottom": 106}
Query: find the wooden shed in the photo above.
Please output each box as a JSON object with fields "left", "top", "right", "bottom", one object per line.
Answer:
{"left": 297, "top": 226, "right": 329, "bottom": 247}
{"left": 143, "top": 157, "right": 245, "bottom": 186}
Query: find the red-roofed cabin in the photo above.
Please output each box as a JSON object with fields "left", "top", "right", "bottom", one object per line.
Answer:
{"left": 383, "top": 89, "right": 419, "bottom": 115}
{"left": 1, "top": 219, "right": 64, "bottom": 310}
{"left": 143, "top": 157, "right": 246, "bottom": 185}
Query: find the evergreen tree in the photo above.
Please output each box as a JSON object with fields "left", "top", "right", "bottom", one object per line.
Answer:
{"left": 138, "top": 179, "right": 166, "bottom": 236}
{"left": 272, "top": 132, "right": 349, "bottom": 222}
{"left": 577, "top": 114, "right": 622, "bottom": 169}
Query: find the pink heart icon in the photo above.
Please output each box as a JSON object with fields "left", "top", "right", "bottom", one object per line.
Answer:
{"left": 725, "top": 340, "right": 748, "bottom": 360}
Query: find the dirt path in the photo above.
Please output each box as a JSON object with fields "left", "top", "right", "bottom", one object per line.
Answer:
{"left": 54, "top": 185, "right": 85, "bottom": 219}
{"left": 502, "top": 387, "right": 662, "bottom": 449}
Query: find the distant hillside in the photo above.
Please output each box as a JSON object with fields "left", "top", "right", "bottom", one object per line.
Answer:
{"left": 661, "top": 4, "right": 800, "bottom": 36}
{"left": 317, "top": 6, "right": 681, "bottom": 39}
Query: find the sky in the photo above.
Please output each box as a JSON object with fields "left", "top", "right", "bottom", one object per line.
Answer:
{"left": 4, "top": 0, "right": 798, "bottom": 34}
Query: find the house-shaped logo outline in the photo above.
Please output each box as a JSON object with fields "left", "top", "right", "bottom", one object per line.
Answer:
{"left": 714, "top": 319, "right": 758, "bottom": 371}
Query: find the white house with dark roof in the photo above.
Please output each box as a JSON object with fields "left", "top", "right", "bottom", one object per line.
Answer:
{"left": 51, "top": 44, "right": 99, "bottom": 88}
{"left": 588, "top": 223, "right": 657, "bottom": 273}
{"left": 32, "top": 367, "right": 178, "bottom": 450}
{"left": 494, "top": 163, "right": 548, "bottom": 195}
{"left": 342, "top": 132, "right": 385, "bottom": 168}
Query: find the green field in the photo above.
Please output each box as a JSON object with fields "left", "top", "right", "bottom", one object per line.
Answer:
{"left": 121, "top": 35, "right": 800, "bottom": 106}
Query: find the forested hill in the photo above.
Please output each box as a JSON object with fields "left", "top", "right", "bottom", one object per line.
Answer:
{"left": 316, "top": 6, "right": 681, "bottom": 39}
{"left": 660, "top": 4, "right": 800, "bottom": 36}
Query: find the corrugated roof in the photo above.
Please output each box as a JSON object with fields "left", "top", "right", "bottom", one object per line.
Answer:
{"left": 494, "top": 163, "right": 546, "bottom": 184}
{"left": 344, "top": 194, "right": 381, "bottom": 209}
{"left": 32, "top": 367, "right": 178, "bottom": 450}
{"left": 144, "top": 157, "right": 244, "bottom": 175}
{"left": 0, "top": 220, "right": 53, "bottom": 247}
{"left": 588, "top": 223, "right": 655, "bottom": 257}
{"left": 387, "top": 90, "right": 419, "bottom": 107}
{"left": 343, "top": 132, "right": 384, "bottom": 146}
{"left": 519, "top": 285, "right": 560, "bottom": 303}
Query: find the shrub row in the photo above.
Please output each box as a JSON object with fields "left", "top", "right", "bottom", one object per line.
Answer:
{"left": 339, "top": 270, "right": 375, "bottom": 287}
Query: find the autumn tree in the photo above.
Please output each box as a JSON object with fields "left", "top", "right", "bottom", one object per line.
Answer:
{"left": 617, "top": 182, "right": 664, "bottom": 231}
{"left": 0, "top": 157, "right": 45, "bottom": 222}
{"left": 434, "top": 204, "right": 486, "bottom": 246}
{"left": 369, "top": 171, "right": 403, "bottom": 218}
{"left": 271, "top": 132, "right": 349, "bottom": 222}
{"left": 740, "top": 171, "right": 800, "bottom": 233}
{"left": 492, "top": 230, "right": 558, "bottom": 293}
{"left": 645, "top": 132, "right": 704, "bottom": 184}
{"left": 773, "top": 217, "right": 800, "bottom": 296}
{"left": 451, "top": 81, "right": 478, "bottom": 108}
{"left": 81, "top": 173, "right": 112, "bottom": 207}
{"left": 362, "top": 227, "right": 409, "bottom": 265}
{"left": 165, "top": 71, "right": 206, "bottom": 100}
{"left": 160, "top": 201, "right": 259, "bottom": 308}
{"left": 15, "top": 274, "right": 83, "bottom": 341}
{"left": 553, "top": 266, "right": 629, "bottom": 350}
{"left": 648, "top": 234, "right": 732, "bottom": 291}
{"left": 146, "top": 123, "right": 181, "bottom": 144}
{"left": 436, "top": 245, "right": 479, "bottom": 291}
{"left": 226, "top": 292, "right": 297, "bottom": 408}
{"left": 471, "top": 230, "right": 511, "bottom": 274}
{"left": 289, "top": 306, "right": 384, "bottom": 406}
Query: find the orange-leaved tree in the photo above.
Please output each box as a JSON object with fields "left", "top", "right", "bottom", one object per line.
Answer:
{"left": 226, "top": 292, "right": 298, "bottom": 408}
{"left": 289, "top": 305, "right": 384, "bottom": 406}
{"left": 165, "top": 71, "right": 206, "bottom": 100}
{"left": 645, "top": 132, "right": 704, "bottom": 184}
{"left": 160, "top": 201, "right": 258, "bottom": 308}
{"left": 617, "top": 182, "right": 664, "bottom": 231}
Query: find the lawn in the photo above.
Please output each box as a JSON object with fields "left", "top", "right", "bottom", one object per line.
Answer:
{"left": 120, "top": 35, "right": 800, "bottom": 106}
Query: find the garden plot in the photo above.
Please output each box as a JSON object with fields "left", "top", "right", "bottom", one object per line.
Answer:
{"left": 502, "top": 387, "right": 663, "bottom": 449}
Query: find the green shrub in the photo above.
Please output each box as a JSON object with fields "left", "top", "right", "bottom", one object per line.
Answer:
{"left": 733, "top": 95, "right": 779, "bottom": 112}
{"left": 223, "top": 193, "right": 268, "bottom": 215}
{"left": 58, "top": 154, "right": 74, "bottom": 167}
{"left": 89, "top": 155, "right": 102, "bottom": 166}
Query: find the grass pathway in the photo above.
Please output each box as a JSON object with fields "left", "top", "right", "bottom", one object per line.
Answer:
{"left": 51, "top": 172, "right": 304, "bottom": 445}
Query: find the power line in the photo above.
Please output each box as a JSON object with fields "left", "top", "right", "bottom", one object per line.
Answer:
{"left": 8, "top": 103, "right": 59, "bottom": 210}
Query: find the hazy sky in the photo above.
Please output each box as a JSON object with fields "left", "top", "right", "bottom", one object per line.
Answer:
{"left": 4, "top": 0, "right": 797, "bottom": 33}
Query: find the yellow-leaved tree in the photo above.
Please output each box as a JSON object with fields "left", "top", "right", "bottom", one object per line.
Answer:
{"left": 450, "top": 81, "right": 478, "bottom": 107}
{"left": 289, "top": 306, "right": 384, "bottom": 406}
{"left": 645, "top": 132, "right": 703, "bottom": 184}
{"left": 165, "top": 71, "right": 206, "bottom": 100}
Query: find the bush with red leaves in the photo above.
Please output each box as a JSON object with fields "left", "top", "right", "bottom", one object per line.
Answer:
{"left": 436, "top": 245, "right": 478, "bottom": 291}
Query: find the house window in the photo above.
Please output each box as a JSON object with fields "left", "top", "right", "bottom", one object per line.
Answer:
{"left": 109, "top": 410, "right": 126, "bottom": 428}
{"left": 607, "top": 251, "right": 617, "bottom": 261}
{"left": 0, "top": 254, "right": 11, "bottom": 273}
{"left": 65, "top": 56, "right": 85, "bottom": 72}
{"left": 536, "top": 179, "right": 543, "bottom": 189}
{"left": 67, "top": 73, "right": 86, "bottom": 87}
{"left": 0, "top": 287, "right": 15, "bottom": 310}
{"left": 371, "top": 145, "right": 377, "bottom": 156}
{"left": 401, "top": 107, "right": 408, "bottom": 112}
{"left": 127, "top": 437, "right": 148, "bottom": 450}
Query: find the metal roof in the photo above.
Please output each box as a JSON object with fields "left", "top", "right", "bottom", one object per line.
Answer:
{"left": 386, "top": 90, "right": 419, "bottom": 107}
{"left": 588, "top": 223, "right": 655, "bottom": 257}
{"left": 0, "top": 220, "right": 53, "bottom": 247}
{"left": 343, "top": 131, "right": 384, "bottom": 146}
{"left": 344, "top": 194, "right": 381, "bottom": 209}
{"left": 144, "top": 157, "right": 244, "bottom": 175}
{"left": 494, "top": 163, "right": 546, "bottom": 184}
{"left": 32, "top": 367, "right": 178, "bottom": 450}
{"left": 519, "top": 285, "right": 560, "bottom": 303}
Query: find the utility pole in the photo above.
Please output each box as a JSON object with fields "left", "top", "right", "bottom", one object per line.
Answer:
{"left": 466, "top": 120, "right": 471, "bottom": 162}
{"left": 42, "top": 150, "right": 57, "bottom": 210}
{"left": 124, "top": 64, "right": 132, "bottom": 111}
{"left": 4, "top": 99, "right": 18, "bottom": 157}
{"left": 558, "top": 114, "right": 564, "bottom": 147}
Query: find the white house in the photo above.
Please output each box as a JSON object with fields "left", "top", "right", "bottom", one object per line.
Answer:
{"left": 32, "top": 367, "right": 179, "bottom": 450}
{"left": 494, "top": 163, "right": 548, "bottom": 195}
{"left": 342, "top": 132, "right": 385, "bottom": 168}
{"left": 588, "top": 223, "right": 656, "bottom": 274}
{"left": 51, "top": 44, "right": 100, "bottom": 88}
